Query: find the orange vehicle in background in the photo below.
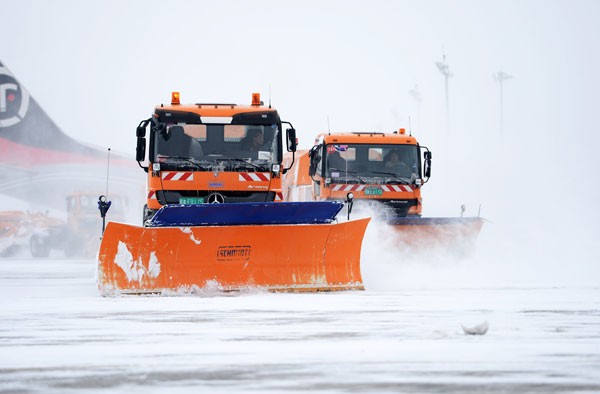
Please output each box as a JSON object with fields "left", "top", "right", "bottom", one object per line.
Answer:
{"left": 0, "top": 210, "right": 63, "bottom": 258}
{"left": 63, "top": 192, "right": 128, "bottom": 257}
{"left": 0, "top": 193, "right": 129, "bottom": 259}
{"left": 137, "top": 93, "right": 292, "bottom": 222}
{"left": 283, "top": 129, "right": 483, "bottom": 254}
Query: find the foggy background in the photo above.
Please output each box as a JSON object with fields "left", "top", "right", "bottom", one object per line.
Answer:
{"left": 2, "top": 0, "right": 598, "bottom": 286}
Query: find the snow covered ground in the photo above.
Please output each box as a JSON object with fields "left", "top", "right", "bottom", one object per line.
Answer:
{"left": 1, "top": 258, "right": 599, "bottom": 393}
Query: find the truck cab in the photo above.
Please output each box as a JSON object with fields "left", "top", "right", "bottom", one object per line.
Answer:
{"left": 136, "top": 93, "right": 297, "bottom": 222}
{"left": 284, "top": 130, "right": 431, "bottom": 217}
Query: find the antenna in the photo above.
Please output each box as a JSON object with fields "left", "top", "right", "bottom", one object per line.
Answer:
{"left": 408, "top": 116, "right": 412, "bottom": 136}
{"left": 327, "top": 115, "right": 331, "bottom": 135}
{"left": 268, "top": 85, "right": 271, "bottom": 108}
{"left": 98, "top": 147, "right": 112, "bottom": 237}
{"left": 105, "top": 148, "right": 111, "bottom": 199}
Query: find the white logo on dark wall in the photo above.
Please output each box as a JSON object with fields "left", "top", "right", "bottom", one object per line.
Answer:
{"left": 0, "top": 67, "right": 30, "bottom": 128}
{"left": 0, "top": 83, "right": 17, "bottom": 112}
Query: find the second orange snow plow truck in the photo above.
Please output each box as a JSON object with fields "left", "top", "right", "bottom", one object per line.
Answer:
{"left": 283, "top": 129, "right": 483, "bottom": 252}
{"left": 97, "top": 93, "right": 369, "bottom": 294}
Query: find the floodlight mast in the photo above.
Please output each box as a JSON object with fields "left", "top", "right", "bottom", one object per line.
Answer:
{"left": 436, "top": 53, "right": 453, "bottom": 131}
{"left": 409, "top": 84, "right": 422, "bottom": 134}
{"left": 493, "top": 71, "right": 513, "bottom": 134}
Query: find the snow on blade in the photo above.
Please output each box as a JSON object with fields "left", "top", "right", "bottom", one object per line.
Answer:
{"left": 180, "top": 227, "right": 202, "bottom": 245}
{"left": 114, "top": 241, "right": 141, "bottom": 282}
{"left": 114, "top": 242, "right": 161, "bottom": 283}
{"left": 147, "top": 252, "right": 161, "bottom": 279}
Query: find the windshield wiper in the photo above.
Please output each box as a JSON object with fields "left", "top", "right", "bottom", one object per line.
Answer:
{"left": 329, "top": 168, "right": 366, "bottom": 183}
{"left": 330, "top": 168, "right": 360, "bottom": 174}
{"left": 215, "top": 157, "right": 267, "bottom": 171}
{"left": 159, "top": 155, "right": 210, "bottom": 170}
{"left": 370, "top": 171, "right": 412, "bottom": 184}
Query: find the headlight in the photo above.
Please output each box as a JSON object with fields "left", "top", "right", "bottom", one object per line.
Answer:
{"left": 271, "top": 164, "right": 281, "bottom": 173}
{"left": 152, "top": 163, "right": 161, "bottom": 172}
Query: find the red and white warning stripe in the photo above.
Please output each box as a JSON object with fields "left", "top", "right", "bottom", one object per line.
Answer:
{"left": 162, "top": 172, "right": 194, "bottom": 181}
{"left": 381, "top": 185, "right": 413, "bottom": 192}
{"left": 274, "top": 192, "right": 283, "bottom": 201}
{"left": 238, "top": 173, "right": 270, "bottom": 182}
{"left": 147, "top": 191, "right": 157, "bottom": 200}
{"left": 331, "top": 184, "right": 366, "bottom": 192}
{"left": 330, "top": 184, "right": 413, "bottom": 192}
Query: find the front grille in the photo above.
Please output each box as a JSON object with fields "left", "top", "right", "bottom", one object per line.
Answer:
{"left": 156, "top": 190, "right": 274, "bottom": 204}
{"left": 352, "top": 198, "right": 418, "bottom": 218}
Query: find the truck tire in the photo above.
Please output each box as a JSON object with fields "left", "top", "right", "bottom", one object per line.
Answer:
{"left": 30, "top": 234, "right": 50, "bottom": 258}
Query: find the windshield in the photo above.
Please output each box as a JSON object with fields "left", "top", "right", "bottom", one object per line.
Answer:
{"left": 153, "top": 123, "right": 279, "bottom": 171}
{"left": 325, "top": 143, "right": 419, "bottom": 183}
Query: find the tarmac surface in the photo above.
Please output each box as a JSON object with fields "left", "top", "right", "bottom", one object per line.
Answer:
{"left": 1, "top": 258, "right": 599, "bottom": 393}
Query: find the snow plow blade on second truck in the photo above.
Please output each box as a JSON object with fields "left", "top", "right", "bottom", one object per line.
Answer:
{"left": 387, "top": 216, "right": 484, "bottom": 255}
{"left": 97, "top": 202, "right": 369, "bottom": 294}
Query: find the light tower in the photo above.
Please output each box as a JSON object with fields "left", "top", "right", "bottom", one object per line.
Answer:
{"left": 493, "top": 71, "right": 513, "bottom": 134}
{"left": 436, "top": 53, "right": 453, "bottom": 131}
{"left": 409, "top": 84, "right": 422, "bottom": 133}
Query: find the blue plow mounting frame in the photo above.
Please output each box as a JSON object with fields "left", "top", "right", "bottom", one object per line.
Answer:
{"left": 387, "top": 217, "right": 483, "bottom": 226}
{"left": 147, "top": 201, "right": 345, "bottom": 227}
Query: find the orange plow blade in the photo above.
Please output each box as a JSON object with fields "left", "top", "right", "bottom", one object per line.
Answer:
{"left": 388, "top": 217, "right": 484, "bottom": 255}
{"left": 97, "top": 218, "right": 370, "bottom": 295}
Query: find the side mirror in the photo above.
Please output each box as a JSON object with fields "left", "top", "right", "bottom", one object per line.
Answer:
{"left": 136, "top": 125, "right": 146, "bottom": 138}
{"left": 136, "top": 137, "right": 146, "bottom": 162}
{"left": 423, "top": 151, "right": 432, "bottom": 178}
{"left": 286, "top": 128, "right": 297, "bottom": 152}
{"left": 308, "top": 145, "right": 319, "bottom": 177}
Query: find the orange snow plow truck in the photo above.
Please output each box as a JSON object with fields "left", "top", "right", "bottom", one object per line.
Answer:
{"left": 283, "top": 130, "right": 484, "bottom": 252}
{"left": 97, "top": 93, "right": 369, "bottom": 294}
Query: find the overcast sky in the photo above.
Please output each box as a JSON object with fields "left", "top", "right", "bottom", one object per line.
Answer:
{"left": 2, "top": 0, "right": 599, "bottom": 282}
{"left": 1, "top": 1, "right": 598, "bottom": 149}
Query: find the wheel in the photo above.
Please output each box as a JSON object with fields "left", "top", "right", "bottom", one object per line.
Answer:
{"left": 30, "top": 234, "right": 50, "bottom": 258}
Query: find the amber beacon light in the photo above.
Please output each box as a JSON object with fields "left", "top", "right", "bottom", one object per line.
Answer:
{"left": 252, "top": 93, "right": 261, "bottom": 106}
{"left": 171, "top": 92, "right": 180, "bottom": 105}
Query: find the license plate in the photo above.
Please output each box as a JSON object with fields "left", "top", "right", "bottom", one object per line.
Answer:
{"left": 179, "top": 197, "right": 204, "bottom": 204}
{"left": 364, "top": 187, "right": 383, "bottom": 196}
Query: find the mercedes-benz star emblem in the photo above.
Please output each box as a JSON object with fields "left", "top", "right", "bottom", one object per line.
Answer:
{"left": 207, "top": 193, "right": 225, "bottom": 204}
